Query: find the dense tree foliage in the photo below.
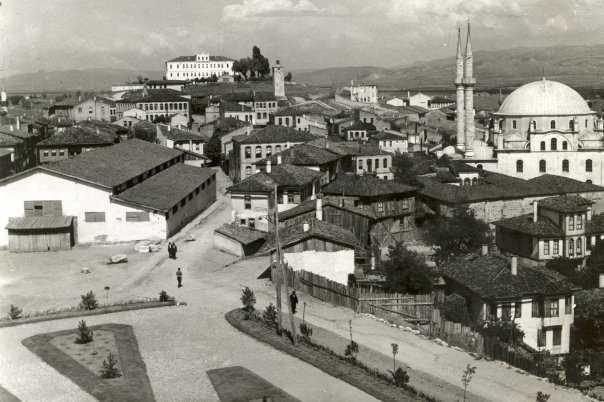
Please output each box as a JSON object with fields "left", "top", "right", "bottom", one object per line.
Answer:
{"left": 233, "top": 46, "right": 270, "bottom": 80}
{"left": 285, "top": 72, "right": 292, "bottom": 82}
{"left": 479, "top": 320, "right": 525, "bottom": 345}
{"left": 382, "top": 242, "right": 433, "bottom": 294}
{"left": 441, "top": 293, "right": 472, "bottom": 325}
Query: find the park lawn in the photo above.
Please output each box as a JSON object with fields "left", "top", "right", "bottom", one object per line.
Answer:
{"left": 22, "top": 323, "right": 155, "bottom": 402}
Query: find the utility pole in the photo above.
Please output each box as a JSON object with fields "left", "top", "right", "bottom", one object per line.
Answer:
{"left": 273, "top": 184, "right": 297, "bottom": 344}
{"left": 273, "top": 185, "right": 283, "bottom": 333}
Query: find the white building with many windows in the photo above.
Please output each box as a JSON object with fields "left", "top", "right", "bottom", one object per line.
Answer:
{"left": 165, "top": 53, "right": 234, "bottom": 81}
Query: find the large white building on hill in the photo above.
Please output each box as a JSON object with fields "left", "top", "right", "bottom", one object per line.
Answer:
{"left": 165, "top": 53, "right": 234, "bottom": 81}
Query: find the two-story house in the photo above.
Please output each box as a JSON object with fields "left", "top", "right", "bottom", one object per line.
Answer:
{"left": 226, "top": 162, "right": 322, "bottom": 232}
{"left": 440, "top": 254, "right": 578, "bottom": 355}
{"left": 156, "top": 124, "right": 207, "bottom": 155}
{"left": 494, "top": 195, "right": 594, "bottom": 265}
{"left": 229, "top": 126, "right": 318, "bottom": 182}
{"left": 116, "top": 88, "right": 191, "bottom": 122}
{"left": 369, "top": 131, "right": 408, "bottom": 154}
{"left": 322, "top": 173, "right": 416, "bottom": 255}
{"left": 253, "top": 92, "right": 280, "bottom": 126}
{"left": 70, "top": 97, "right": 117, "bottom": 122}
{"left": 328, "top": 143, "right": 394, "bottom": 180}
{"left": 36, "top": 126, "right": 115, "bottom": 163}
{"left": 344, "top": 121, "right": 376, "bottom": 142}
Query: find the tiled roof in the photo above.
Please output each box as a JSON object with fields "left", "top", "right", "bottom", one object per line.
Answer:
{"left": 527, "top": 174, "right": 604, "bottom": 194}
{"left": 167, "top": 55, "right": 234, "bottom": 62}
{"left": 227, "top": 172, "right": 275, "bottom": 194}
{"left": 157, "top": 125, "right": 208, "bottom": 142}
{"left": 0, "top": 132, "right": 23, "bottom": 147}
{"left": 279, "top": 198, "right": 377, "bottom": 221}
{"left": 344, "top": 121, "right": 376, "bottom": 132}
{"left": 254, "top": 91, "right": 277, "bottom": 102}
{"left": 146, "top": 79, "right": 187, "bottom": 85}
{"left": 274, "top": 101, "right": 339, "bottom": 117}
{"left": 371, "top": 131, "right": 406, "bottom": 141}
{"left": 0, "top": 126, "right": 35, "bottom": 139}
{"left": 112, "top": 164, "right": 214, "bottom": 211}
{"left": 43, "top": 139, "right": 183, "bottom": 188}
{"left": 266, "top": 164, "right": 322, "bottom": 187}
{"left": 255, "top": 143, "right": 342, "bottom": 167}
{"left": 329, "top": 143, "right": 390, "bottom": 157}
{"left": 322, "top": 174, "right": 416, "bottom": 197}
{"left": 214, "top": 223, "right": 267, "bottom": 245}
{"left": 36, "top": 127, "right": 114, "bottom": 147}
{"left": 119, "top": 89, "right": 189, "bottom": 103}
{"left": 223, "top": 101, "right": 253, "bottom": 112}
{"left": 259, "top": 218, "right": 363, "bottom": 254}
{"left": 6, "top": 216, "right": 74, "bottom": 230}
{"left": 440, "top": 254, "right": 577, "bottom": 301}
{"left": 538, "top": 195, "right": 593, "bottom": 213}
{"left": 233, "top": 126, "right": 318, "bottom": 145}
{"left": 494, "top": 214, "right": 562, "bottom": 237}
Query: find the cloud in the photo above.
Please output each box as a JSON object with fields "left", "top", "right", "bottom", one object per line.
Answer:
{"left": 222, "top": 0, "right": 334, "bottom": 21}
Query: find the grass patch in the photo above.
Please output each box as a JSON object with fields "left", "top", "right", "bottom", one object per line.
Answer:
{"left": 226, "top": 309, "right": 433, "bottom": 402}
{"left": 207, "top": 366, "right": 301, "bottom": 402}
{"left": 22, "top": 323, "right": 155, "bottom": 402}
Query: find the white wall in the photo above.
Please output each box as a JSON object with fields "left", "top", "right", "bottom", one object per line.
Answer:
{"left": 283, "top": 249, "right": 354, "bottom": 285}
{"left": 213, "top": 231, "right": 244, "bottom": 257}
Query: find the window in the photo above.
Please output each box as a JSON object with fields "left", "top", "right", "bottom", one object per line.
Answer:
{"left": 275, "top": 145, "right": 281, "bottom": 153}
{"left": 489, "top": 304, "right": 498, "bottom": 320}
{"left": 577, "top": 237, "right": 582, "bottom": 256}
{"left": 244, "top": 166, "right": 252, "bottom": 176}
{"left": 550, "top": 120, "right": 556, "bottom": 129}
{"left": 514, "top": 302, "right": 522, "bottom": 318}
{"left": 501, "top": 304, "right": 512, "bottom": 321}
{"left": 586, "top": 159, "right": 593, "bottom": 172}
{"left": 126, "top": 211, "right": 149, "bottom": 222}
{"left": 552, "top": 327, "right": 562, "bottom": 346}
{"left": 377, "top": 202, "right": 384, "bottom": 213}
{"left": 278, "top": 117, "right": 282, "bottom": 125}
{"left": 375, "top": 158, "right": 380, "bottom": 169}
{"left": 43, "top": 151, "right": 49, "bottom": 157}
{"left": 512, "top": 120, "right": 517, "bottom": 129}
{"left": 172, "top": 205, "right": 178, "bottom": 214}
{"left": 539, "top": 160, "right": 546, "bottom": 173}
{"left": 562, "top": 159, "right": 569, "bottom": 172}
{"left": 562, "top": 141, "right": 568, "bottom": 150}
{"left": 545, "top": 299, "right": 559, "bottom": 317}
{"left": 85, "top": 212, "right": 105, "bottom": 222}
{"left": 576, "top": 215, "right": 583, "bottom": 230}
{"left": 244, "top": 195, "right": 251, "bottom": 210}
{"left": 464, "top": 178, "right": 471, "bottom": 186}
{"left": 531, "top": 120, "right": 537, "bottom": 131}
{"left": 568, "top": 238, "right": 574, "bottom": 257}
{"left": 553, "top": 240, "right": 559, "bottom": 255}
{"left": 255, "top": 146, "right": 262, "bottom": 158}
{"left": 180, "top": 199, "right": 186, "bottom": 207}
{"left": 540, "top": 141, "right": 545, "bottom": 151}
{"left": 551, "top": 138, "right": 557, "bottom": 150}
{"left": 543, "top": 241, "right": 549, "bottom": 255}
{"left": 516, "top": 160, "right": 523, "bottom": 173}
{"left": 383, "top": 158, "right": 388, "bottom": 168}
{"left": 569, "top": 120, "right": 575, "bottom": 131}
{"left": 565, "top": 295, "right": 572, "bottom": 314}
{"left": 532, "top": 299, "right": 543, "bottom": 318}
{"left": 537, "top": 329, "right": 546, "bottom": 347}
{"left": 569, "top": 216, "right": 575, "bottom": 230}
{"left": 288, "top": 194, "right": 295, "bottom": 203}
{"left": 244, "top": 146, "right": 251, "bottom": 159}
{"left": 266, "top": 145, "right": 272, "bottom": 157}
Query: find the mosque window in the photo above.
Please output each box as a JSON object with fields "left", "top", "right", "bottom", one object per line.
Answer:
{"left": 498, "top": 120, "right": 503, "bottom": 131}
{"left": 551, "top": 138, "right": 557, "bottom": 151}
{"left": 569, "top": 120, "right": 575, "bottom": 131}
{"left": 539, "top": 160, "right": 546, "bottom": 173}
{"left": 562, "top": 141, "right": 568, "bottom": 150}
{"left": 531, "top": 121, "right": 537, "bottom": 131}
{"left": 540, "top": 141, "right": 545, "bottom": 151}
{"left": 586, "top": 159, "right": 593, "bottom": 172}
{"left": 516, "top": 160, "right": 523, "bottom": 173}
{"left": 551, "top": 120, "right": 556, "bottom": 129}
{"left": 562, "top": 159, "right": 569, "bottom": 172}
{"left": 585, "top": 119, "right": 589, "bottom": 128}
{"left": 512, "top": 120, "right": 517, "bottom": 129}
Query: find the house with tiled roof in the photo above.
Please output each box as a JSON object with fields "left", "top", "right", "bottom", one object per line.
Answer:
{"left": 369, "top": 130, "right": 408, "bottom": 154}
{"left": 493, "top": 195, "right": 604, "bottom": 266}
{"left": 116, "top": 88, "right": 191, "bottom": 121}
{"left": 440, "top": 253, "right": 578, "bottom": 354}
{"left": 223, "top": 101, "right": 254, "bottom": 123}
{"left": 226, "top": 161, "right": 322, "bottom": 232}
{"left": 344, "top": 121, "right": 376, "bottom": 142}
{"left": 156, "top": 124, "right": 207, "bottom": 156}
{"left": 229, "top": 126, "right": 319, "bottom": 182}
{"left": 253, "top": 143, "right": 343, "bottom": 185}
{"left": 165, "top": 53, "right": 234, "bottom": 81}
{"left": 273, "top": 100, "right": 341, "bottom": 136}
{"left": 69, "top": 96, "right": 116, "bottom": 123}
{"left": 36, "top": 126, "right": 115, "bottom": 163}
{"left": 329, "top": 143, "right": 393, "bottom": 179}
{"left": 0, "top": 139, "right": 216, "bottom": 250}
{"left": 322, "top": 173, "right": 416, "bottom": 254}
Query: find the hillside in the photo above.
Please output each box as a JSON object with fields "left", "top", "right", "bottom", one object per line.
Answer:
{"left": 295, "top": 44, "right": 604, "bottom": 90}
{"left": 0, "top": 68, "right": 163, "bottom": 92}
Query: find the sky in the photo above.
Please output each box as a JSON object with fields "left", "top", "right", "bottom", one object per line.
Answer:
{"left": 1, "top": 0, "right": 604, "bottom": 77}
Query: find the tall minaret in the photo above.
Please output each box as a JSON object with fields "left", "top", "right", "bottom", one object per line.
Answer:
{"left": 463, "top": 22, "right": 475, "bottom": 158}
{"left": 455, "top": 27, "right": 465, "bottom": 151}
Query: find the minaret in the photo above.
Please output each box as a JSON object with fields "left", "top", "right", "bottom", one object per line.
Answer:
{"left": 273, "top": 59, "right": 285, "bottom": 99}
{"left": 455, "top": 27, "right": 465, "bottom": 151}
{"left": 463, "top": 22, "right": 476, "bottom": 158}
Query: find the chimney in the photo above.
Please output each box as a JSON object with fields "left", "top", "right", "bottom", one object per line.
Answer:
{"left": 599, "top": 273, "right": 604, "bottom": 288}
{"left": 533, "top": 200, "right": 538, "bottom": 223}
{"left": 481, "top": 244, "right": 488, "bottom": 256}
{"left": 315, "top": 197, "right": 323, "bottom": 221}
{"left": 511, "top": 256, "right": 518, "bottom": 276}
{"left": 266, "top": 159, "right": 271, "bottom": 173}
{"left": 277, "top": 154, "right": 282, "bottom": 165}
{"left": 303, "top": 222, "right": 310, "bottom": 232}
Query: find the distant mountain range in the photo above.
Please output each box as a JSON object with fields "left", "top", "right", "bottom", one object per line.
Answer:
{"left": 0, "top": 68, "right": 162, "bottom": 92}
{"left": 4, "top": 44, "right": 604, "bottom": 93}
{"left": 294, "top": 44, "right": 604, "bottom": 90}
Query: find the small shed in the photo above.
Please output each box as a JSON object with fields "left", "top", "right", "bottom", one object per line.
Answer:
{"left": 6, "top": 216, "right": 75, "bottom": 252}
{"left": 213, "top": 223, "right": 267, "bottom": 257}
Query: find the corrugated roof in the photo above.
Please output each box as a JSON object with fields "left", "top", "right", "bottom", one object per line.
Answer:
{"left": 322, "top": 174, "right": 416, "bottom": 197}
{"left": 112, "top": 164, "right": 215, "bottom": 211}
{"left": 6, "top": 216, "right": 73, "bottom": 230}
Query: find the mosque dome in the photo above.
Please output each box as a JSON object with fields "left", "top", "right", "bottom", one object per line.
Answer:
{"left": 497, "top": 79, "right": 593, "bottom": 116}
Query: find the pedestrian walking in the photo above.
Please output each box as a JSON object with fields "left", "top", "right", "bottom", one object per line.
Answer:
{"left": 172, "top": 242, "right": 178, "bottom": 259}
{"left": 289, "top": 290, "right": 298, "bottom": 314}
{"left": 176, "top": 267, "right": 183, "bottom": 288}
{"left": 167, "top": 242, "right": 174, "bottom": 259}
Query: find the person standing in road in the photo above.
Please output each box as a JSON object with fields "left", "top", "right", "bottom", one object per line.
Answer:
{"left": 172, "top": 242, "right": 178, "bottom": 259}
{"left": 289, "top": 290, "right": 298, "bottom": 314}
{"left": 176, "top": 267, "right": 183, "bottom": 288}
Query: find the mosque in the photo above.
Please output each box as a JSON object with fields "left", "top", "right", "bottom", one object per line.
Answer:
{"left": 447, "top": 24, "right": 604, "bottom": 186}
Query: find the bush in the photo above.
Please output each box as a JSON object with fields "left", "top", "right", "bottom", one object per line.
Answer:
{"left": 536, "top": 391, "right": 550, "bottom": 402}
{"left": 8, "top": 304, "right": 22, "bottom": 320}
{"left": 262, "top": 303, "right": 278, "bottom": 327}
{"left": 100, "top": 352, "right": 121, "bottom": 379}
{"left": 479, "top": 319, "right": 524, "bottom": 345}
{"left": 75, "top": 320, "right": 94, "bottom": 344}
{"left": 441, "top": 293, "right": 471, "bottom": 325}
{"left": 345, "top": 340, "right": 359, "bottom": 360}
{"left": 159, "top": 290, "right": 172, "bottom": 302}
{"left": 79, "top": 291, "right": 98, "bottom": 310}
{"left": 240, "top": 287, "right": 256, "bottom": 316}
{"left": 388, "top": 367, "right": 410, "bottom": 387}
{"left": 300, "top": 322, "right": 313, "bottom": 341}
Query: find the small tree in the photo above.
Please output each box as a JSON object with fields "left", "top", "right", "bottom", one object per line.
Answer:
{"left": 284, "top": 72, "right": 292, "bottom": 82}
{"left": 299, "top": 322, "right": 313, "bottom": 342}
{"left": 390, "top": 343, "right": 398, "bottom": 373}
{"left": 536, "top": 391, "right": 550, "bottom": 402}
{"left": 100, "top": 352, "right": 121, "bottom": 379}
{"left": 263, "top": 303, "right": 278, "bottom": 327}
{"left": 8, "top": 304, "right": 22, "bottom": 320}
{"left": 159, "top": 290, "right": 172, "bottom": 302}
{"left": 79, "top": 291, "right": 98, "bottom": 310}
{"left": 241, "top": 287, "right": 256, "bottom": 318}
{"left": 75, "top": 320, "right": 94, "bottom": 344}
{"left": 382, "top": 243, "right": 433, "bottom": 294}
{"left": 344, "top": 320, "right": 359, "bottom": 360}
{"left": 461, "top": 364, "right": 477, "bottom": 402}
{"left": 389, "top": 367, "right": 409, "bottom": 387}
